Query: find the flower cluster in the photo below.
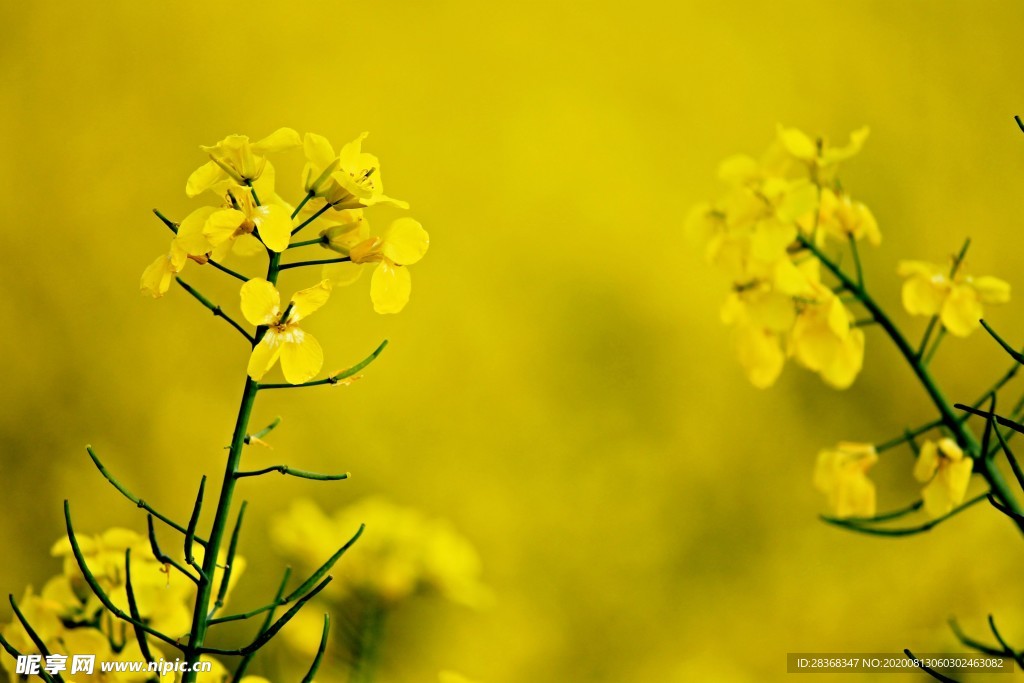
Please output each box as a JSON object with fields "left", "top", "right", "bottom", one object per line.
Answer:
{"left": 687, "top": 125, "right": 876, "bottom": 389}
{"left": 0, "top": 529, "right": 244, "bottom": 682}
{"left": 141, "top": 128, "right": 429, "bottom": 385}
{"left": 271, "top": 498, "right": 488, "bottom": 609}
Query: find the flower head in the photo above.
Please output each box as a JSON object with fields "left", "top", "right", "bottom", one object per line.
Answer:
{"left": 813, "top": 442, "right": 878, "bottom": 518}
{"left": 241, "top": 279, "right": 331, "bottom": 384}
{"left": 898, "top": 259, "right": 1010, "bottom": 336}
{"left": 186, "top": 128, "right": 300, "bottom": 197}
{"left": 271, "top": 497, "right": 489, "bottom": 608}
{"left": 323, "top": 217, "right": 429, "bottom": 314}
{"left": 913, "top": 437, "right": 973, "bottom": 518}
{"left": 303, "top": 132, "right": 408, "bottom": 210}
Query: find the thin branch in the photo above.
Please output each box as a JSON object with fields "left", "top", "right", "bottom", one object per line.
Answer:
{"left": 153, "top": 209, "right": 178, "bottom": 234}
{"left": 234, "top": 465, "right": 350, "bottom": 481}
{"left": 124, "top": 549, "right": 156, "bottom": 664}
{"left": 175, "top": 278, "right": 255, "bottom": 345}
{"left": 291, "top": 202, "right": 331, "bottom": 236}
{"left": 949, "top": 617, "right": 1005, "bottom": 657}
{"left": 232, "top": 567, "right": 291, "bottom": 682}
{"left": 980, "top": 320, "right": 1024, "bottom": 364}
{"left": 207, "top": 259, "right": 248, "bottom": 283}
{"left": 903, "top": 648, "right": 960, "bottom": 683}
{"left": 63, "top": 501, "right": 185, "bottom": 651}
{"left": 245, "top": 417, "right": 281, "bottom": 445}
{"left": 301, "top": 615, "right": 331, "bottom": 683}
{"left": 0, "top": 629, "right": 55, "bottom": 683}
{"left": 821, "top": 492, "right": 988, "bottom": 536}
{"left": 185, "top": 476, "right": 207, "bottom": 569}
{"left": 212, "top": 502, "right": 247, "bottom": 619}
{"left": 258, "top": 340, "right": 387, "bottom": 390}
{"left": 198, "top": 577, "right": 333, "bottom": 656}
{"left": 147, "top": 514, "right": 200, "bottom": 584}
{"left": 988, "top": 614, "right": 1024, "bottom": 668}
{"left": 278, "top": 256, "right": 350, "bottom": 271}
{"left": 9, "top": 595, "right": 65, "bottom": 683}
{"left": 86, "top": 446, "right": 207, "bottom": 547}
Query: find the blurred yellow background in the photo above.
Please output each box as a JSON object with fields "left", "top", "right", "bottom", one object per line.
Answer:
{"left": 4, "top": 1, "right": 1024, "bottom": 681}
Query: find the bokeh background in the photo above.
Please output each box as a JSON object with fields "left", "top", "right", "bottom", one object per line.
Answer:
{"left": 4, "top": 1, "right": 1024, "bottom": 681}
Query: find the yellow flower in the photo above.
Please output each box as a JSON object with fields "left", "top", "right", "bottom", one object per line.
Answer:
{"left": 203, "top": 186, "right": 292, "bottom": 253}
{"left": 303, "top": 132, "right": 408, "bottom": 210}
{"left": 898, "top": 259, "right": 1010, "bottom": 337}
{"left": 48, "top": 527, "right": 243, "bottom": 640}
{"left": 777, "top": 124, "right": 870, "bottom": 178}
{"left": 241, "top": 279, "right": 331, "bottom": 384}
{"left": 913, "top": 438, "right": 973, "bottom": 518}
{"left": 719, "top": 285, "right": 794, "bottom": 388}
{"left": 270, "top": 497, "right": 489, "bottom": 608}
{"left": 815, "top": 187, "right": 880, "bottom": 246}
{"left": 813, "top": 442, "right": 878, "bottom": 518}
{"left": 790, "top": 288, "right": 865, "bottom": 389}
{"left": 186, "top": 128, "right": 300, "bottom": 197}
{"left": 141, "top": 239, "right": 188, "bottom": 298}
{"left": 322, "top": 218, "right": 429, "bottom": 314}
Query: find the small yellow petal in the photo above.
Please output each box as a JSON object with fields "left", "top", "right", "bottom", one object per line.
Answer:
{"left": 940, "top": 285, "right": 982, "bottom": 337}
{"left": 185, "top": 161, "right": 225, "bottom": 198}
{"left": 289, "top": 280, "right": 332, "bottom": 321}
{"left": 280, "top": 332, "right": 324, "bottom": 384}
{"left": 323, "top": 262, "right": 365, "bottom": 287}
{"left": 176, "top": 206, "right": 218, "bottom": 255}
{"left": 240, "top": 278, "right": 281, "bottom": 326}
{"left": 252, "top": 127, "right": 301, "bottom": 153}
{"left": 204, "top": 209, "right": 246, "bottom": 247}
{"left": 253, "top": 204, "right": 292, "bottom": 252}
{"left": 247, "top": 334, "right": 282, "bottom": 381}
{"left": 973, "top": 276, "right": 1011, "bottom": 305}
{"left": 382, "top": 218, "right": 429, "bottom": 265}
{"left": 371, "top": 261, "right": 412, "bottom": 314}
{"left": 901, "top": 275, "right": 945, "bottom": 317}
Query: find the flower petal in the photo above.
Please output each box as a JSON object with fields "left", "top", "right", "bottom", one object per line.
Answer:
{"left": 252, "top": 127, "right": 301, "bottom": 153}
{"left": 186, "top": 161, "right": 226, "bottom": 198}
{"left": 240, "top": 278, "right": 281, "bottom": 326}
{"left": 382, "top": 218, "right": 429, "bottom": 265}
{"left": 176, "top": 206, "right": 218, "bottom": 255}
{"left": 323, "top": 262, "right": 365, "bottom": 287}
{"left": 280, "top": 332, "right": 324, "bottom": 385}
{"left": 940, "top": 285, "right": 982, "bottom": 337}
{"left": 247, "top": 334, "right": 282, "bottom": 381}
{"left": 254, "top": 204, "right": 292, "bottom": 252}
{"left": 371, "top": 261, "right": 412, "bottom": 314}
{"left": 204, "top": 209, "right": 246, "bottom": 247}
{"left": 289, "top": 280, "right": 332, "bottom": 321}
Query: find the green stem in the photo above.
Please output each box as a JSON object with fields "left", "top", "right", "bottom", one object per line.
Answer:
{"left": 182, "top": 250, "right": 282, "bottom": 682}
{"left": 288, "top": 237, "right": 327, "bottom": 250}
{"left": 279, "top": 256, "right": 350, "bottom": 271}
{"left": 798, "top": 235, "right": 1024, "bottom": 534}
{"left": 292, "top": 203, "right": 332, "bottom": 236}
{"left": 350, "top": 600, "right": 388, "bottom": 683}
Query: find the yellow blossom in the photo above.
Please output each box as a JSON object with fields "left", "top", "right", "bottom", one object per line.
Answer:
{"left": 186, "top": 128, "right": 300, "bottom": 197}
{"left": 322, "top": 218, "right": 429, "bottom": 314}
{"left": 813, "top": 442, "right": 878, "bottom": 518}
{"left": 814, "top": 187, "right": 880, "bottom": 246}
{"left": 302, "top": 132, "right": 408, "bottom": 210}
{"left": 777, "top": 124, "right": 870, "bottom": 179}
{"left": 898, "top": 259, "right": 1010, "bottom": 337}
{"left": 790, "top": 287, "right": 865, "bottom": 389}
{"left": 241, "top": 279, "right": 331, "bottom": 384}
{"left": 271, "top": 497, "right": 489, "bottom": 608}
{"left": 141, "top": 239, "right": 188, "bottom": 298}
{"left": 202, "top": 186, "right": 292, "bottom": 253}
{"left": 913, "top": 438, "right": 973, "bottom": 518}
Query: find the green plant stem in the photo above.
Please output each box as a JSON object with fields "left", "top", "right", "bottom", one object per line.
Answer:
{"left": 181, "top": 250, "right": 282, "bottom": 682}
{"left": 279, "top": 256, "right": 351, "bottom": 271}
{"left": 350, "top": 599, "right": 388, "bottom": 683}
{"left": 292, "top": 202, "right": 331, "bottom": 236}
{"left": 288, "top": 237, "right": 326, "bottom": 249}
{"left": 798, "top": 235, "right": 1024, "bottom": 535}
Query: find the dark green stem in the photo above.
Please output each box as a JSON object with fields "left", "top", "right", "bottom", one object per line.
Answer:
{"left": 350, "top": 599, "right": 388, "bottom": 683}
{"left": 799, "top": 235, "right": 1024, "bottom": 534}
{"left": 279, "top": 256, "right": 351, "bottom": 271}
